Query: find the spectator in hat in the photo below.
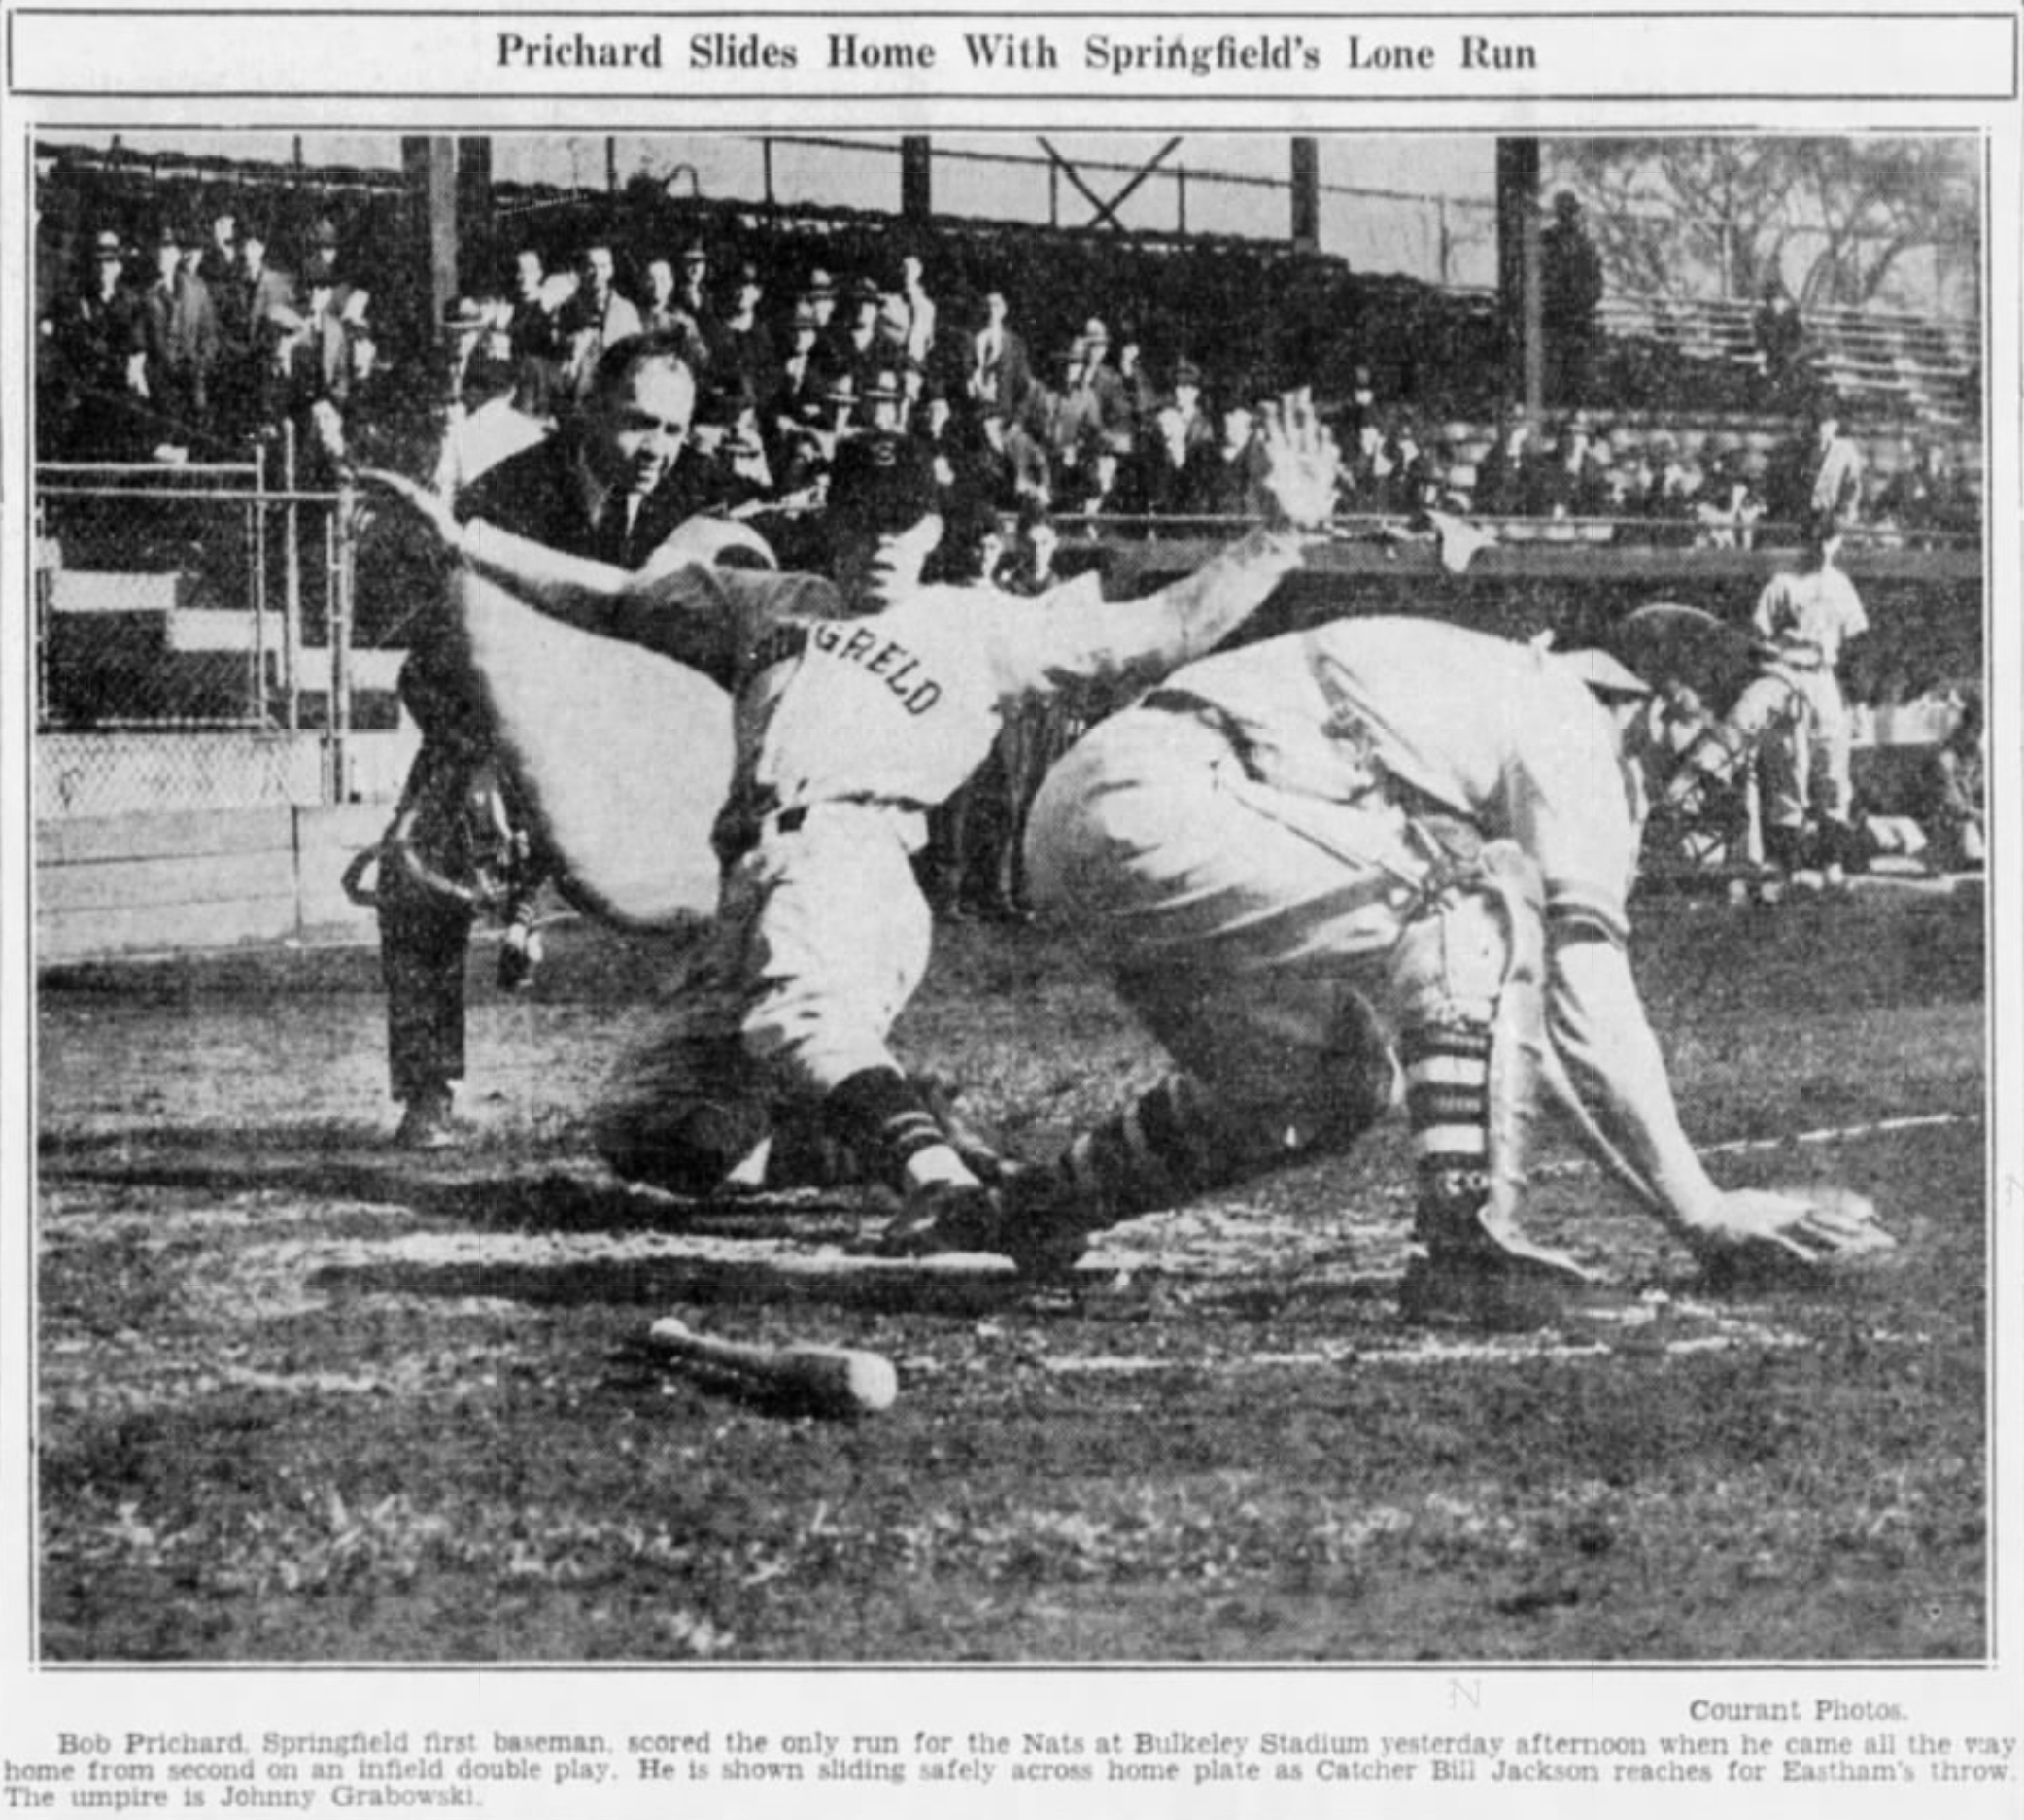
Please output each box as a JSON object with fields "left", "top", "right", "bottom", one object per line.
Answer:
{"left": 675, "top": 240, "right": 713, "bottom": 323}
{"left": 506, "top": 245, "right": 566, "bottom": 403}
{"left": 693, "top": 369, "right": 773, "bottom": 509}
{"left": 53, "top": 227, "right": 148, "bottom": 458}
{"left": 639, "top": 255, "right": 705, "bottom": 363}
{"left": 715, "top": 260, "right": 775, "bottom": 395}
{"left": 1339, "top": 362, "right": 1380, "bottom": 444}
{"left": 1133, "top": 400, "right": 1215, "bottom": 526}
{"left": 432, "top": 347, "right": 551, "bottom": 503}
{"left": 768, "top": 301, "right": 828, "bottom": 468}
{"left": 281, "top": 260, "right": 355, "bottom": 479}
{"left": 1063, "top": 428, "right": 1135, "bottom": 525}
{"left": 138, "top": 221, "right": 222, "bottom": 453}
{"left": 894, "top": 252, "right": 937, "bottom": 368}
{"left": 1693, "top": 456, "right": 1765, "bottom": 551}
{"left": 1538, "top": 413, "right": 1611, "bottom": 519}
{"left": 1752, "top": 275, "right": 1809, "bottom": 405}
{"left": 214, "top": 214, "right": 297, "bottom": 442}
{"left": 1071, "top": 318, "right": 1131, "bottom": 445}
{"left": 300, "top": 216, "right": 343, "bottom": 292}
{"left": 561, "top": 239, "right": 643, "bottom": 402}
{"left": 802, "top": 265, "right": 839, "bottom": 336}
{"left": 1473, "top": 406, "right": 1542, "bottom": 517}
{"left": 197, "top": 206, "right": 239, "bottom": 290}
{"left": 1114, "top": 331, "right": 1157, "bottom": 436}
{"left": 1807, "top": 403, "right": 1865, "bottom": 536}
{"left": 967, "top": 287, "right": 1032, "bottom": 421}
{"left": 1201, "top": 398, "right": 1266, "bottom": 520}
{"left": 826, "top": 276, "right": 893, "bottom": 394}
{"left": 1167, "top": 358, "right": 1216, "bottom": 453}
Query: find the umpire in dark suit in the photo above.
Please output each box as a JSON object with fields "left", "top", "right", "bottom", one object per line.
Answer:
{"left": 381, "top": 331, "right": 715, "bottom": 1145}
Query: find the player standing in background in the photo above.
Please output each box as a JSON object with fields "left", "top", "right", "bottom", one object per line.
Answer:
{"left": 892, "top": 617, "right": 1894, "bottom": 1315}
{"left": 368, "top": 393, "right": 1341, "bottom": 1227}
{"left": 1749, "top": 516, "right": 1871, "bottom": 890}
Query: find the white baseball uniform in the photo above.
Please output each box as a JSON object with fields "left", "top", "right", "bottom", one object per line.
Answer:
{"left": 1023, "top": 616, "right": 1745, "bottom": 1238}
{"left": 1750, "top": 562, "right": 1870, "bottom": 830}
{"left": 453, "top": 513, "right": 1309, "bottom": 1163}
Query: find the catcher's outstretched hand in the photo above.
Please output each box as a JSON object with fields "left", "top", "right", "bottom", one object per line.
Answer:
{"left": 1254, "top": 390, "right": 1341, "bottom": 534}
{"left": 1686, "top": 1186, "right": 1897, "bottom": 1287}
{"left": 356, "top": 467, "right": 461, "bottom": 552}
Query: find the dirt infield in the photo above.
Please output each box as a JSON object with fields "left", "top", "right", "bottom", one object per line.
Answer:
{"left": 35, "top": 884, "right": 1986, "bottom": 1662}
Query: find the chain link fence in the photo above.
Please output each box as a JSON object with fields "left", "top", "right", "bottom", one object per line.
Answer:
{"left": 32, "top": 453, "right": 400, "bottom": 818}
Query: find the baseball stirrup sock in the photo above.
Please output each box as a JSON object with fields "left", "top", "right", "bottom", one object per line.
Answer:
{"left": 823, "top": 1066, "right": 976, "bottom": 1193}
{"left": 1057, "top": 1077, "right": 1233, "bottom": 1219}
{"left": 1401, "top": 1021, "right": 1493, "bottom": 1246}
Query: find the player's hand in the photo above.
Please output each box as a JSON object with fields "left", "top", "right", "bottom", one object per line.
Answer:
{"left": 1254, "top": 390, "right": 1341, "bottom": 534}
{"left": 356, "top": 467, "right": 461, "bottom": 550}
{"left": 1686, "top": 1185, "right": 1896, "bottom": 1284}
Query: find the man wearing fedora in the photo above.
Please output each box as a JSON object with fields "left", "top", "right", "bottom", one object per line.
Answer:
{"left": 561, "top": 239, "right": 643, "bottom": 401}
{"left": 138, "top": 221, "right": 222, "bottom": 453}
{"left": 967, "top": 286, "right": 1032, "bottom": 422}
{"left": 53, "top": 227, "right": 147, "bottom": 457}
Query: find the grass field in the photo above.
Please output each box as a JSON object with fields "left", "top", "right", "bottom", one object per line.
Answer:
{"left": 34, "top": 881, "right": 1986, "bottom": 1662}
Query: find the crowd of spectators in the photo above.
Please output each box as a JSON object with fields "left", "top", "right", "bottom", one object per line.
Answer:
{"left": 40, "top": 199, "right": 1982, "bottom": 547}
{"left": 36, "top": 198, "right": 1984, "bottom": 903}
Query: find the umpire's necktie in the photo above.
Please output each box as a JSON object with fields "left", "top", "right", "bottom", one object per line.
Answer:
{"left": 595, "top": 492, "right": 639, "bottom": 567}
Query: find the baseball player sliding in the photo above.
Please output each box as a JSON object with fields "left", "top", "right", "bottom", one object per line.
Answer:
{"left": 891, "top": 615, "right": 1895, "bottom": 1314}
{"left": 365, "top": 368, "right": 1341, "bottom": 1235}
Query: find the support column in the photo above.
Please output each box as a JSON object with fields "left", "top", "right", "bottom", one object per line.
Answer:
{"left": 401, "top": 136, "right": 459, "bottom": 350}
{"left": 1494, "top": 137, "right": 1543, "bottom": 417}
{"left": 900, "top": 135, "right": 932, "bottom": 221}
{"left": 1289, "top": 137, "right": 1320, "bottom": 253}
{"left": 455, "top": 136, "right": 492, "bottom": 295}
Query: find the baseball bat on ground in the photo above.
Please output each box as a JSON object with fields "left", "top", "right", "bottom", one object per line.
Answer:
{"left": 644, "top": 1318, "right": 899, "bottom": 1417}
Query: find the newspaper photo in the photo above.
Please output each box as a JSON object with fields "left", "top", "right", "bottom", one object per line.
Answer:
{"left": 1, "top": 1, "right": 2017, "bottom": 1812}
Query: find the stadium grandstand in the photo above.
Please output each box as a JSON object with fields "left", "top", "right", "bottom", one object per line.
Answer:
{"left": 31, "top": 132, "right": 1983, "bottom": 955}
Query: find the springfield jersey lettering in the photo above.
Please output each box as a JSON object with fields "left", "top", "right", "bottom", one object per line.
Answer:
{"left": 735, "top": 587, "right": 1050, "bottom": 836}
{"left": 806, "top": 618, "right": 943, "bottom": 715}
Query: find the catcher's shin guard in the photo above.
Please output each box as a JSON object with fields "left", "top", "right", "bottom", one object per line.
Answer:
{"left": 1393, "top": 842, "right": 1592, "bottom": 1288}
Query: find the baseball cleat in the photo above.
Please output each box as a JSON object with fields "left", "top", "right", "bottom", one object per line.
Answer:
{"left": 1398, "top": 1201, "right": 1598, "bottom": 1329}
{"left": 394, "top": 1088, "right": 461, "bottom": 1150}
{"left": 875, "top": 1175, "right": 1093, "bottom": 1278}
